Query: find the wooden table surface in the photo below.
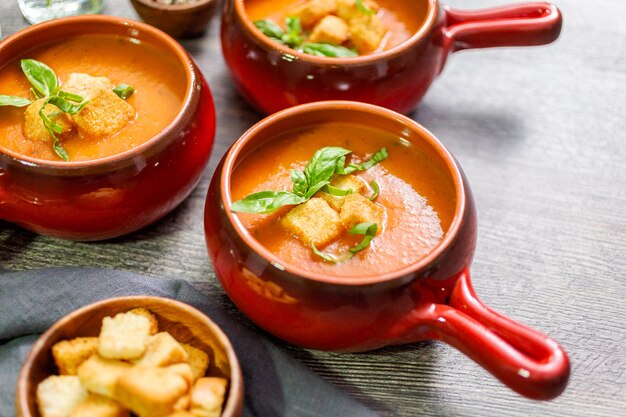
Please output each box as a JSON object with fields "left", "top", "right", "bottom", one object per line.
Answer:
{"left": 1, "top": 0, "right": 625, "bottom": 416}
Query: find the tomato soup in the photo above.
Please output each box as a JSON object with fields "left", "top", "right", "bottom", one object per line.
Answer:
{"left": 245, "top": 0, "right": 429, "bottom": 53}
{"left": 0, "top": 34, "right": 186, "bottom": 161}
{"left": 230, "top": 122, "right": 455, "bottom": 277}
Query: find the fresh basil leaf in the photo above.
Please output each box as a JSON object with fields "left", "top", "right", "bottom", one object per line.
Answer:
{"left": 113, "top": 84, "right": 135, "bottom": 100}
{"left": 300, "top": 43, "right": 358, "bottom": 58}
{"left": 304, "top": 147, "right": 351, "bottom": 187}
{"left": 39, "top": 105, "right": 63, "bottom": 134}
{"left": 20, "top": 59, "right": 58, "bottom": 98}
{"left": 291, "top": 169, "right": 308, "bottom": 196}
{"left": 355, "top": 0, "right": 374, "bottom": 15}
{"left": 348, "top": 221, "right": 378, "bottom": 254}
{"left": 254, "top": 19, "right": 285, "bottom": 41}
{"left": 338, "top": 147, "right": 388, "bottom": 174}
{"left": 282, "top": 16, "right": 303, "bottom": 47}
{"left": 0, "top": 95, "right": 31, "bottom": 107}
{"left": 369, "top": 180, "right": 380, "bottom": 200}
{"left": 53, "top": 140, "right": 69, "bottom": 161}
{"left": 57, "top": 90, "right": 84, "bottom": 102}
{"left": 304, "top": 180, "right": 330, "bottom": 199}
{"left": 324, "top": 184, "right": 352, "bottom": 196}
{"left": 231, "top": 190, "right": 306, "bottom": 214}
{"left": 47, "top": 95, "right": 88, "bottom": 115}
{"left": 311, "top": 244, "right": 351, "bottom": 263}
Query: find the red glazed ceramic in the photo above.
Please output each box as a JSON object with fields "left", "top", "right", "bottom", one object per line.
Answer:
{"left": 0, "top": 16, "right": 216, "bottom": 240}
{"left": 204, "top": 101, "right": 570, "bottom": 400}
{"left": 16, "top": 296, "right": 244, "bottom": 417}
{"left": 221, "top": 0, "right": 562, "bottom": 114}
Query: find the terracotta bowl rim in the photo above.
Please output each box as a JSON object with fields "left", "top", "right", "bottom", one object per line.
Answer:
{"left": 233, "top": 0, "right": 438, "bottom": 65}
{"left": 0, "top": 15, "right": 197, "bottom": 171}
{"left": 16, "top": 295, "right": 243, "bottom": 417}
{"left": 219, "top": 100, "right": 466, "bottom": 286}
{"left": 133, "top": 0, "right": 215, "bottom": 11}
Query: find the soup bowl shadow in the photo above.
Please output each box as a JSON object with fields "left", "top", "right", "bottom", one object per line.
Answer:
{"left": 16, "top": 296, "right": 244, "bottom": 417}
{"left": 221, "top": 0, "right": 562, "bottom": 115}
{"left": 204, "top": 100, "right": 570, "bottom": 400}
{"left": 0, "top": 16, "right": 216, "bottom": 241}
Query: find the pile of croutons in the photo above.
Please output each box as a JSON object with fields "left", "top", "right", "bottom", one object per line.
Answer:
{"left": 37, "top": 308, "right": 227, "bottom": 417}
{"left": 281, "top": 174, "right": 384, "bottom": 247}
{"left": 24, "top": 72, "right": 136, "bottom": 143}
{"left": 291, "top": 0, "right": 388, "bottom": 53}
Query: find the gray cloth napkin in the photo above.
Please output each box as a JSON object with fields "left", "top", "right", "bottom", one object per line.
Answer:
{"left": 0, "top": 267, "right": 379, "bottom": 417}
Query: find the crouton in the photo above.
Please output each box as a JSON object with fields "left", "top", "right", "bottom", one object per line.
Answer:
{"left": 73, "top": 90, "right": 135, "bottom": 138}
{"left": 339, "top": 193, "right": 384, "bottom": 230}
{"left": 182, "top": 344, "right": 210, "bottom": 380}
{"left": 98, "top": 311, "right": 152, "bottom": 360}
{"left": 115, "top": 366, "right": 189, "bottom": 417}
{"left": 280, "top": 197, "right": 343, "bottom": 247}
{"left": 173, "top": 394, "right": 190, "bottom": 411}
{"left": 289, "top": 0, "right": 337, "bottom": 27}
{"left": 317, "top": 174, "right": 367, "bottom": 210}
{"left": 133, "top": 332, "right": 188, "bottom": 367}
{"left": 128, "top": 308, "right": 159, "bottom": 335}
{"left": 189, "top": 378, "right": 228, "bottom": 417}
{"left": 70, "top": 394, "right": 129, "bottom": 417}
{"left": 347, "top": 12, "right": 387, "bottom": 53}
{"left": 336, "top": 0, "right": 380, "bottom": 21}
{"left": 37, "top": 375, "right": 88, "bottom": 417}
{"left": 52, "top": 337, "right": 99, "bottom": 376}
{"left": 165, "top": 363, "right": 195, "bottom": 388}
{"left": 24, "top": 98, "right": 75, "bottom": 143}
{"left": 166, "top": 412, "right": 195, "bottom": 417}
{"left": 77, "top": 355, "right": 132, "bottom": 399}
{"left": 309, "top": 15, "right": 350, "bottom": 44}
{"left": 62, "top": 73, "right": 115, "bottom": 100}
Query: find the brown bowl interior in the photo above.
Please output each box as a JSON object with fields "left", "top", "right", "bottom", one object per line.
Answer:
{"left": 131, "top": 0, "right": 216, "bottom": 38}
{"left": 16, "top": 296, "right": 243, "bottom": 417}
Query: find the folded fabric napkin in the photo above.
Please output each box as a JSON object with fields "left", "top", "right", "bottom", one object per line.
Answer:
{"left": 0, "top": 267, "right": 379, "bottom": 417}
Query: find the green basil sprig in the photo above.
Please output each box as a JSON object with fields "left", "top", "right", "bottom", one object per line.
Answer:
{"left": 231, "top": 146, "right": 387, "bottom": 214}
{"left": 253, "top": 17, "right": 358, "bottom": 58}
{"left": 113, "top": 84, "right": 136, "bottom": 100}
{"left": 312, "top": 222, "right": 378, "bottom": 263}
{"left": 0, "top": 95, "right": 31, "bottom": 107}
{"left": 355, "top": 0, "right": 374, "bottom": 15}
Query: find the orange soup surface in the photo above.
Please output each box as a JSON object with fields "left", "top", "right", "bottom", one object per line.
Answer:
{"left": 245, "top": 0, "right": 429, "bottom": 53}
{"left": 0, "top": 34, "right": 186, "bottom": 161}
{"left": 231, "top": 122, "right": 456, "bottom": 277}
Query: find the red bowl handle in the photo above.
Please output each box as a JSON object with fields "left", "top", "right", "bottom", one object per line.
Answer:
{"left": 426, "top": 269, "right": 570, "bottom": 399}
{"left": 444, "top": 2, "right": 562, "bottom": 52}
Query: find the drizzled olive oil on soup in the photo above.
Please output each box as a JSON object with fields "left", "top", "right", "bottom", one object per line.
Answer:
{"left": 231, "top": 122, "right": 455, "bottom": 277}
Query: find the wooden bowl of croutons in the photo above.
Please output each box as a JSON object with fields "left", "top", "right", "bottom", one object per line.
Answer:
{"left": 16, "top": 296, "right": 243, "bottom": 417}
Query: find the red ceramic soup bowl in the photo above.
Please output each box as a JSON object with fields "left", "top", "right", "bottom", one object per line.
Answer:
{"left": 0, "top": 16, "right": 215, "bottom": 240}
{"left": 221, "top": 0, "right": 562, "bottom": 115}
{"left": 204, "top": 101, "right": 570, "bottom": 399}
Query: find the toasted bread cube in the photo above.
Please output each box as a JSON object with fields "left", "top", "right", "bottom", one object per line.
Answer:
{"left": 98, "top": 311, "right": 151, "bottom": 360}
{"left": 309, "top": 15, "right": 350, "bottom": 44}
{"left": 24, "top": 98, "right": 75, "bottom": 143}
{"left": 77, "top": 355, "right": 132, "bottom": 399}
{"left": 115, "top": 366, "right": 189, "bottom": 417}
{"left": 173, "top": 394, "right": 190, "bottom": 411}
{"left": 128, "top": 308, "right": 159, "bottom": 335}
{"left": 348, "top": 13, "right": 387, "bottom": 53}
{"left": 73, "top": 90, "right": 135, "bottom": 138}
{"left": 166, "top": 412, "right": 195, "bottom": 417}
{"left": 70, "top": 394, "right": 129, "bottom": 417}
{"left": 52, "top": 337, "right": 99, "bottom": 376}
{"left": 63, "top": 73, "right": 115, "bottom": 100}
{"left": 280, "top": 197, "right": 343, "bottom": 247}
{"left": 182, "top": 344, "right": 210, "bottom": 380}
{"left": 289, "top": 0, "right": 337, "bottom": 27}
{"left": 318, "top": 174, "right": 367, "bottom": 211}
{"left": 134, "top": 332, "right": 188, "bottom": 367}
{"left": 37, "top": 375, "right": 88, "bottom": 417}
{"left": 165, "top": 362, "right": 195, "bottom": 388}
{"left": 190, "top": 378, "right": 227, "bottom": 417}
{"left": 339, "top": 193, "right": 384, "bottom": 230}
{"left": 336, "top": 0, "right": 380, "bottom": 21}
